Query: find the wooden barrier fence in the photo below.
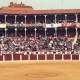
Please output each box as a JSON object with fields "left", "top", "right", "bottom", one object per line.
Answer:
{"left": 0, "top": 52, "right": 80, "bottom": 61}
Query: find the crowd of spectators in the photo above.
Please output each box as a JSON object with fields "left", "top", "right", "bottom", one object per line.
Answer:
{"left": 0, "top": 33, "right": 79, "bottom": 54}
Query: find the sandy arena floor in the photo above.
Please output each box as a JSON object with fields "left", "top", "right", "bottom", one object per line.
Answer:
{"left": 0, "top": 61, "right": 80, "bottom": 80}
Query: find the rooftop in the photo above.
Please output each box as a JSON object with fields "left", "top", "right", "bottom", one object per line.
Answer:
{"left": 0, "top": 2, "right": 80, "bottom": 15}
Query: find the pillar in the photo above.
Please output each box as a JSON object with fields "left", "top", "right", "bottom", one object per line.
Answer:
{"left": 25, "top": 28, "right": 27, "bottom": 40}
{"left": 5, "top": 28, "right": 7, "bottom": 37}
{"left": 15, "top": 15, "right": 17, "bottom": 23}
{"left": 65, "top": 27, "right": 67, "bottom": 37}
{"left": 45, "top": 28, "right": 47, "bottom": 39}
{"left": 34, "top": 15, "right": 37, "bottom": 39}
{"left": 15, "top": 28, "right": 17, "bottom": 37}
{"left": 65, "top": 14, "right": 67, "bottom": 24}
{"left": 44, "top": 15, "right": 47, "bottom": 24}
{"left": 55, "top": 15, "right": 57, "bottom": 23}
{"left": 15, "top": 15, "right": 17, "bottom": 27}
{"left": 34, "top": 15, "right": 37, "bottom": 27}
{"left": 75, "top": 14, "right": 78, "bottom": 37}
{"left": 75, "top": 14, "right": 78, "bottom": 26}
{"left": 44, "top": 15, "right": 47, "bottom": 39}
{"left": 55, "top": 27, "right": 57, "bottom": 37}
{"left": 76, "top": 27, "right": 78, "bottom": 35}
{"left": 24, "top": 15, "right": 27, "bottom": 27}
{"left": 34, "top": 28, "right": 37, "bottom": 39}
{"left": 5, "top": 15, "right": 7, "bottom": 23}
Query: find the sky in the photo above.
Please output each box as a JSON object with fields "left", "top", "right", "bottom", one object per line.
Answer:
{"left": 0, "top": 0, "right": 80, "bottom": 10}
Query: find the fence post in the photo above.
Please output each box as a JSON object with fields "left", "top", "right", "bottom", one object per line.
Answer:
{"left": 62, "top": 54, "right": 64, "bottom": 61}
{"left": 28, "top": 52, "right": 30, "bottom": 61}
{"left": 45, "top": 52, "right": 47, "bottom": 61}
{"left": 3, "top": 55, "right": 5, "bottom": 62}
{"left": 54, "top": 54, "right": 55, "bottom": 61}
{"left": 12, "top": 54, "right": 13, "bottom": 62}
{"left": 20, "top": 54, "right": 22, "bottom": 61}
{"left": 79, "top": 54, "right": 80, "bottom": 61}
{"left": 71, "top": 54, "right": 72, "bottom": 61}
{"left": 36, "top": 52, "right": 38, "bottom": 61}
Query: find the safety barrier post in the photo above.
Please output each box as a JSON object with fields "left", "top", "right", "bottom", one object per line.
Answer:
{"left": 28, "top": 52, "right": 30, "bottom": 61}
{"left": 71, "top": 54, "right": 72, "bottom": 61}
{"left": 3, "top": 55, "right": 5, "bottom": 62}
{"left": 79, "top": 54, "right": 80, "bottom": 61}
{"left": 45, "top": 52, "right": 47, "bottom": 61}
{"left": 12, "top": 53, "right": 13, "bottom": 62}
{"left": 54, "top": 54, "right": 55, "bottom": 61}
{"left": 20, "top": 54, "right": 22, "bottom": 61}
{"left": 62, "top": 54, "right": 64, "bottom": 61}
{"left": 36, "top": 52, "right": 38, "bottom": 61}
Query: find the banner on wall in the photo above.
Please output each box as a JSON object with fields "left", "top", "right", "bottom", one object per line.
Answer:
{"left": 43, "top": 23, "right": 61, "bottom": 28}
{"left": 61, "top": 23, "right": 75, "bottom": 27}
{"left": 67, "top": 23, "right": 75, "bottom": 27}
{"left": 0, "top": 24, "right": 6, "bottom": 28}
{"left": 43, "top": 23, "right": 75, "bottom": 28}
{"left": 61, "top": 23, "right": 66, "bottom": 27}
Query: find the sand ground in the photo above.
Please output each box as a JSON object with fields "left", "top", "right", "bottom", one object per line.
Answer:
{"left": 0, "top": 61, "right": 80, "bottom": 80}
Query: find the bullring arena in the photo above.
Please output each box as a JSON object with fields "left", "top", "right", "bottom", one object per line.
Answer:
{"left": 0, "top": 61, "right": 80, "bottom": 80}
{"left": 0, "top": 2, "right": 80, "bottom": 80}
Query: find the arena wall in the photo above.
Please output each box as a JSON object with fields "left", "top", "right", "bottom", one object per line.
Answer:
{"left": 0, "top": 53, "right": 80, "bottom": 62}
